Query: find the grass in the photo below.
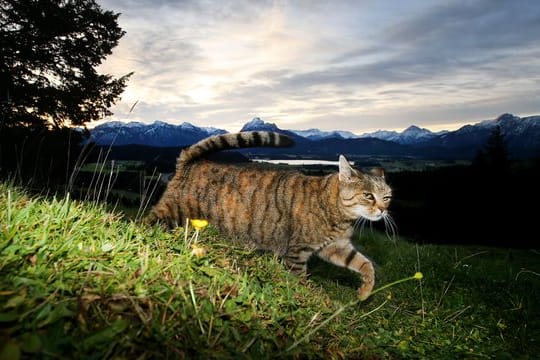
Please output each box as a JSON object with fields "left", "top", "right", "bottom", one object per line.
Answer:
{"left": 1, "top": 182, "right": 539, "bottom": 359}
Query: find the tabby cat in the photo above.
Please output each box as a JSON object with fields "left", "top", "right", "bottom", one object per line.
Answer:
{"left": 146, "top": 131, "right": 393, "bottom": 300}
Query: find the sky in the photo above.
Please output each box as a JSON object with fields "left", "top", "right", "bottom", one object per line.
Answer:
{"left": 96, "top": 0, "right": 540, "bottom": 134}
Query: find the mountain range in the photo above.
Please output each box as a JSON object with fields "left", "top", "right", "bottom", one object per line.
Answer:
{"left": 89, "top": 113, "right": 540, "bottom": 159}
{"left": 89, "top": 120, "right": 227, "bottom": 147}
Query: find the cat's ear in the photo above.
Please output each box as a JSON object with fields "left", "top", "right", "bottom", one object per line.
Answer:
{"left": 370, "top": 167, "right": 385, "bottom": 178}
{"left": 339, "top": 155, "right": 360, "bottom": 182}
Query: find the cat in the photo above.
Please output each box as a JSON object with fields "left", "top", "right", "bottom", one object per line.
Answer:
{"left": 146, "top": 131, "right": 393, "bottom": 300}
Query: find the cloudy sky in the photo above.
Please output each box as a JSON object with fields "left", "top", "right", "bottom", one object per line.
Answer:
{"left": 97, "top": 0, "right": 540, "bottom": 134}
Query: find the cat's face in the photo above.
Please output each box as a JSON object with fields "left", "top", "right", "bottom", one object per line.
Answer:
{"left": 338, "top": 155, "right": 392, "bottom": 221}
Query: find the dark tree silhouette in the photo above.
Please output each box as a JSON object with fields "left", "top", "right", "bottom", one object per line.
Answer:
{"left": 0, "top": 0, "right": 132, "bottom": 128}
{"left": 473, "top": 125, "right": 510, "bottom": 172}
{"left": 485, "top": 125, "right": 510, "bottom": 170}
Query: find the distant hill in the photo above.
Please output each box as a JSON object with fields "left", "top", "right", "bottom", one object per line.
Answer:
{"left": 89, "top": 113, "right": 540, "bottom": 159}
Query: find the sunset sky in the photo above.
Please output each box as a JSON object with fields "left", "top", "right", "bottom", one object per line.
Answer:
{"left": 97, "top": 0, "right": 540, "bottom": 134}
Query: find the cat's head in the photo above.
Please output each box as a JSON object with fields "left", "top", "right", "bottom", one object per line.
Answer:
{"left": 337, "top": 155, "right": 392, "bottom": 221}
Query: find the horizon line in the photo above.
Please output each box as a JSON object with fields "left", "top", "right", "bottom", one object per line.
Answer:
{"left": 86, "top": 112, "right": 538, "bottom": 135}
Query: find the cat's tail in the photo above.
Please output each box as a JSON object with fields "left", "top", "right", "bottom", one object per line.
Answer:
{"left": 178, "top": 131, "right": 294, "bottom": 164}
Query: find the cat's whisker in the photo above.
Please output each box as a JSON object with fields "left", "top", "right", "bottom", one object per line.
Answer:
{"left": 383, "top": 216, "right": 394, "bottom": 237}
{"left": 383, "top": 214, "right": 398, "bottom": 241}
{"left": 361, "top": 218, "right": 368, "bottom": 235}
{"left": 353, "top": 217, "right": 361, "bottom": 232}
{"left": 353, "top": 218, "right": 360, "bottom": 235}
{"left": 354, "top": 217, "right": 368, "bottom": 237}
{"left": 389, "top": 215, "right": 398, "bottom": 236}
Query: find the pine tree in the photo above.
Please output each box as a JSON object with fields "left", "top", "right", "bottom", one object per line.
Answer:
{"left": 484, "top": 125, "right": 510, "bottom": 170}
{"left": 472, "top": 125, "right": 510, "bottom": 180}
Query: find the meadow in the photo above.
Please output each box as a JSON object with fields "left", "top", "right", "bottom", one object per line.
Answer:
{"left": 1, "top": 181, "right": 539, "bottom": 359}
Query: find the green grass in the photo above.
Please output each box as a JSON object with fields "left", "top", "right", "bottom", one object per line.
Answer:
{"left": 1, "top": 182, "right": 539, "bottom": 359}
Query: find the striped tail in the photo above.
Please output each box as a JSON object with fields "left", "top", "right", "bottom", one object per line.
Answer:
{"left": 178, "top": 131, "right": 294, "bottom": 164}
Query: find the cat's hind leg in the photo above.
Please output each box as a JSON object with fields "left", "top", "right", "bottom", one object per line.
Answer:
{"left": 282, "top": 245, "right": 316, "bottom": 274}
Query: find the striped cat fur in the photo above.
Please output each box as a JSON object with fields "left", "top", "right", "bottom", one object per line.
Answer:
{"left": 146, "top": 131, "right": 393, "bottom": 300}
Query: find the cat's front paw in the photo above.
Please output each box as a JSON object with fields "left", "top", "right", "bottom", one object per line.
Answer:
{"left": 357, "top": 281, "right": 374, "bottom": 301}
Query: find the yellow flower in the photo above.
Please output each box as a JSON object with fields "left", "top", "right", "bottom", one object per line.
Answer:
{"left": 191, "top": 244, "right": 207, "bottom": 258}
{"left": 362, "top": 272, "right": 425, "bottom": 301}
{"left": 190, "top": 219, "right": 209, "bottom": 231}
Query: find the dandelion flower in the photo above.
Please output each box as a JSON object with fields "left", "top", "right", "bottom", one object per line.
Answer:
{"left": 362, "top": 272, "right": 425, "bottom": 301}
{"left": 190, "top": 219, "right": 209, "bottom": 231}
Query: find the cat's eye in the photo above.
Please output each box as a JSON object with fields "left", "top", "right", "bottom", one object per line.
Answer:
{"left": 383, "top": 195, "right": 392, "bottom": 202}
{"left": 363, "top": 192, "right": 374, "bottom": 200}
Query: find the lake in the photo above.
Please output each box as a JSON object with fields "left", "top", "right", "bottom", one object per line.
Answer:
{"left": 252, "top": 159, "right": 350, "bottom": 166}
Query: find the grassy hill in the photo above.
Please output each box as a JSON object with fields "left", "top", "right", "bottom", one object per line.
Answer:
{"left": 1, "top": 182, "right": 539, "bottom": 359}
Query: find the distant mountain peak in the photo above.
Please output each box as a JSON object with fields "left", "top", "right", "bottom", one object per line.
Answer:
{"left": 495, "top": 113, "right": 519, "bottom": 123}
{"left": 403, "top": 125, "right": 424, "bottom": 132}
{"left": 358, "top": 125, "right": 435, "bottom": 144}
{"left": 240, "top": 117, "right": 280, "bottom": 132}
{"left": 247, "top": 117, "right": 264, "bottom": 126}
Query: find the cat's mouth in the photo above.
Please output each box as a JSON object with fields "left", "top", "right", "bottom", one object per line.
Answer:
{"left": 354, "top": 209, "right": 398, "bottom": 241}
{"left": 355, "top": 208, "right": 386, "bottom": 222}
{"left": 361, "top": 214, "right": 384, "bottom": 221}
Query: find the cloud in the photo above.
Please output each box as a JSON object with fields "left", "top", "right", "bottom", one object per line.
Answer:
{"left": 97, "top": 0, "right": 540, "bottom": 133}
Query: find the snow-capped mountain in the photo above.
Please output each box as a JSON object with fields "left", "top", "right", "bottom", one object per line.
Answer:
{"left": 396, "top": 125, "right": 443, "bottom": 144}
{"left": 240, "top": 117, "right": 280, "bottom": 132}
{"left": 89, "top": 121, "right": 226, "bottom": 147}
{"left": 291, "top": 129, "right": 358, "bottom": 140}
{"left": 240, "top": 117, "right": 307, "bottom": 143}
{"left": 236, "top": 114, "right": 540, "bottom": 157}
{"left": 359, "top": 125, "right": 444, "bottom": 144}
{"left": 425, "top": 113, "right": 540, "bottom": 154}
{"left": 358, "top": 129, "right": 398, "bottom": 141}
{"left": 244, "top": 118, "right": 358, "bottom": 141}
{"left": 89, "top": 113, "right": 540, "bottom": 159}
{"left": 293, "top": 124, "right": 442, "bottom": 144}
